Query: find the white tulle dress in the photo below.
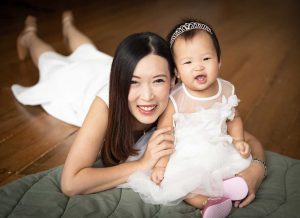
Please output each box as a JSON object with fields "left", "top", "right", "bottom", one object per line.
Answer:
{"left": 120, "top": 78, "right": 251, "bottom": 205}
{"left": 11, "top": 44, "right": 112, "bottom": 127}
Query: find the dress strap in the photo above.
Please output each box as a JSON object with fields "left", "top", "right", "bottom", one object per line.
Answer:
{"left": 218, "top": 78, "right": 235, "bottom": 96}
{"left": 169, "top": 95, "right": 178, "bottom": 113}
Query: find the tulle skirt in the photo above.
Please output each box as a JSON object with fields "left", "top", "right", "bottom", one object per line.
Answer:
{"left": 120, "top": 137, "right": 251, "bottom": 205}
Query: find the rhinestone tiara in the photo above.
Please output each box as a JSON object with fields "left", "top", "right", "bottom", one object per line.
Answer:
{"left": 169, "top": 22, "right": 212, "bottom": 47}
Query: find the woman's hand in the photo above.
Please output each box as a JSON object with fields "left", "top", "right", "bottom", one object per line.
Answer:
{"left": 234, "top": 161, "right": 265, "bottom": 208}
{"left": 138, "top": 127, "right": 174, "bottom": 171}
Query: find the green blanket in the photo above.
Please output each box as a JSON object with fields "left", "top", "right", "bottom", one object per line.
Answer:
{"left": 1, "top": 151, "right": 300, "bottom": 218}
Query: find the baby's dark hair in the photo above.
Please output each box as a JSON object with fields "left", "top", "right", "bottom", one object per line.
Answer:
{"left": 167, "top": 18, "right": 221, "bottom": 62}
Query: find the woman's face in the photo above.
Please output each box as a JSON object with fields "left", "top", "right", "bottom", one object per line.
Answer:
{"left": 128, "top": 54, "right": 172, "bottom": 127}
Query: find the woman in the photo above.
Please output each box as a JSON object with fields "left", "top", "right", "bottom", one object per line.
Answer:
{"left": 14, "top": 11, "right": 266, "bottom": 208}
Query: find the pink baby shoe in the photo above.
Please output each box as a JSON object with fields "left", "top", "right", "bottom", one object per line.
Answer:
{"left": 202, "top": 196, "right": 232, "bottom": 218}
{"left": 223, "top": 176, "right": 248, "bottom": 201}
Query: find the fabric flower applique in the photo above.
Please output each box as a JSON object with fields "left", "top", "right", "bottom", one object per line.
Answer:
{"left": 220, "top": 95, "right": 239, "bottom": 120}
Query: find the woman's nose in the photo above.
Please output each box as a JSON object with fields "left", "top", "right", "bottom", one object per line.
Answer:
{"left": 141, "top": 85, "right": 154, "bottom": 101}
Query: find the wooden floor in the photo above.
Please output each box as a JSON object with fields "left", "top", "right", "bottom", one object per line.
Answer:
{"left": 0, "top": 0, "right": 299, "bottom": 186}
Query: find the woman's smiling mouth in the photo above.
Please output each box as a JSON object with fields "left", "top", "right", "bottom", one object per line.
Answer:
{"left": 138, "top": 105, "right": 157, "bottom": 114}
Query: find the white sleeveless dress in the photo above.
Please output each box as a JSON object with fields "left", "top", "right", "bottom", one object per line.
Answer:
{"left": 11, "top": 44, "right": 112, "bottom": 126}
{"left": 120, "top": 78, "right": 251, "bottom": 205}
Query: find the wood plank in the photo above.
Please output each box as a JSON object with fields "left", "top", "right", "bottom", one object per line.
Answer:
{"left": 0, "top": 129, "right": 77, "bottom": 186}
{"left": 21, "top": 131, "right": 77, "bottom": 175}
{"left": 0, "top": 113, "right": 77, "bottom": 183}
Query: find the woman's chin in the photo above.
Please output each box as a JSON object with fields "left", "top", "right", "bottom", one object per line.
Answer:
{"left": 138, "top": 116, "right": 159, "bottom": 125}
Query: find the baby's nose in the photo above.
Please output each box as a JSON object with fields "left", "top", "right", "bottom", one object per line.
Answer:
{"left": 194, "top": 63, "right": 204, "bottom": 71}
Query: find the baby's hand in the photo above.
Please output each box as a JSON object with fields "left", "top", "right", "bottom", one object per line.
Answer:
{"left": 234, "top": 140, "right": 251, "bottom": 158}
{"left": 151, "top": 167, "right": 165, "bottom": 185}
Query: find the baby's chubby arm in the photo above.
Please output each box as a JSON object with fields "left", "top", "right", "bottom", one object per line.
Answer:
{"left": 227, "top": 110, "right": 251, "bottom": 158}
{"left": 151, "top": 101, "right": 175, "bottom": 185}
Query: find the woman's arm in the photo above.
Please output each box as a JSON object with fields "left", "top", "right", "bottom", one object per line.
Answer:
{"left": 234, "top": 131, "right": 266, "bottom": 208}
{"left": 61, "top": 97, "right": 174, "bottom": 196}
{"left": 61, "top": 97, "right": 130, "bottom": 195}
{"left": 245, "top": 131, "right": 265, "bottom": 161}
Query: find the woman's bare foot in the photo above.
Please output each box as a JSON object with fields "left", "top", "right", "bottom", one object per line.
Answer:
{"left": 17, "top": 16, "right": 37, "bottom": 60}
{"left": 62, "top": 10, "right": 93, "bottom": 52}
{"left": 62, "top": 10, "right": 74, "bottom": 44}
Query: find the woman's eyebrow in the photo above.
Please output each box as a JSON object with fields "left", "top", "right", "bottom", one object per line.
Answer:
{"left": 132, "top": 75, "right": 141, "bottom": 79}
{"left": 132, "top": 74, "right": 167, "bottom": 79}
{"left": 153, "top": 74, "right": 167, "bottom": 78}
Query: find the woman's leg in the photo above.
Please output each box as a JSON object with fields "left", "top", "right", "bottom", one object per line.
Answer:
{"left": 62, "top": 11, "right": 94, "bottom": 52}
{"left": 17, "top": 16, "right": 55, "bottom": 66}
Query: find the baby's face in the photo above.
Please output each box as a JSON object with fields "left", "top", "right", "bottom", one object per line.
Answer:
{"left": 173, "top": 31, "right": 221, "bottom": 98}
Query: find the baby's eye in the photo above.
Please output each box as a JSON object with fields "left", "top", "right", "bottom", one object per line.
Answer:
{"left": 203, "top": 57, "right": 211, "bottom": 61}
{"left": 183, "top": 61, "right": 191, "bottom": 64}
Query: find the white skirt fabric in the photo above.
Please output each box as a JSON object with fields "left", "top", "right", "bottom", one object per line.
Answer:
{"left": 12, "top": 44, "right": 113, "bottom": 126}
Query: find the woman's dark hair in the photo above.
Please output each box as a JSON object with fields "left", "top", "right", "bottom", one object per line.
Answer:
{"left": 101, "top": 32, "right": 175, "bottom": 166}
{"left": 167, "top": 18, "right": 221, "bottom": 62}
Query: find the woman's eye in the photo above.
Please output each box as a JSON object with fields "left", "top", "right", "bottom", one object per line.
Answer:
{"left": 130, "top": 80, "right": 138, "bottom": 85}
{"left": 154, "top": 79, "right": 165, "bottom": 83}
